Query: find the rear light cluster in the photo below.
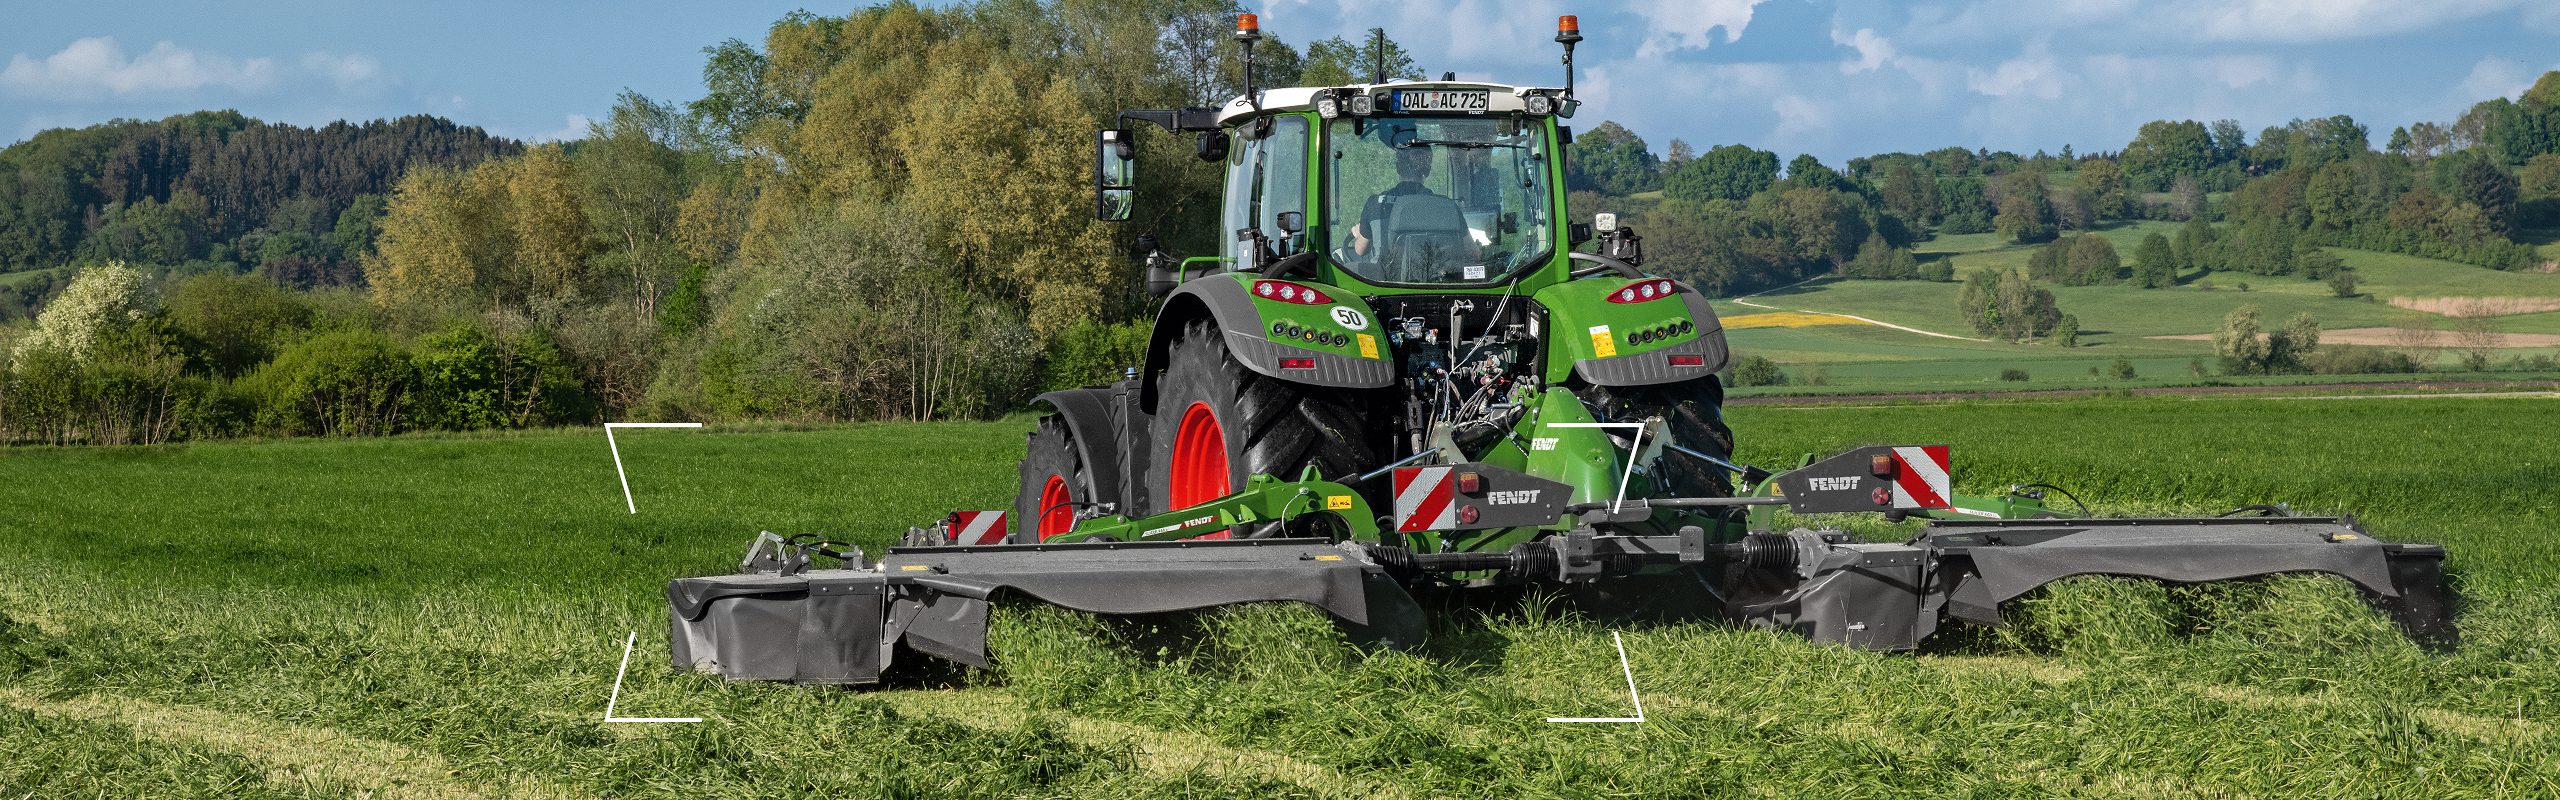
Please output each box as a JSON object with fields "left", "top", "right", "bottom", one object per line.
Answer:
{"left": 1626, "top": 320, "right": 1695, "bottom": 344}
{"left": 1271, "top": 321, "right": 1350, "bottom": 348}
{"left": 1605, "top": 279, "right": 1678, "bottom": 304}
{"left": 1254, "top": 280, "right": 1332, "bottom": 304}
{"left": 1280, "top": 358, "right": 1316, "bottom": 370}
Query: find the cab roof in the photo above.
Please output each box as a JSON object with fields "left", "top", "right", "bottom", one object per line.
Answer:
{"left": 1214, "top": 81, "right": 1567, "bottom": 127}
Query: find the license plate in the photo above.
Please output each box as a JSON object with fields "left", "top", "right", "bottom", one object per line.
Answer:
{"left": 1394, "top": 90, "right": 1488, "bottom": 113}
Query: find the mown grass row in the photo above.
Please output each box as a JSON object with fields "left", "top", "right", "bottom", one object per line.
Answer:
{"left": 3, "top": 396, "right": 2557, "bottom": 796}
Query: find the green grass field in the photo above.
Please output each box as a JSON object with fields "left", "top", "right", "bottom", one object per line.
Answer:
{"left": 4, "top": 398, "right": 2558, "bottom": 797}
{"left": 1711, "top": 223, "right": 2560, "bottom": 394}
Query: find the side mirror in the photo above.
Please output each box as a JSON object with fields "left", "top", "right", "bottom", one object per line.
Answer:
{"left": 1569, "top": 223, "right": 1593, "bottom": 246}
{"left": 1195, "top": 130, "right": 1230, "bottom": 162}
{"left": 1095, "top": 129, "right": 1136, "bottom": 222}
{"left": 1276, "top": 211, "right": 1303, "bottom": 234}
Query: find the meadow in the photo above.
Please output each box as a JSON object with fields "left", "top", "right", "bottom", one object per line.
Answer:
{"left": 1709, "top": 222, "right": 2560, "bottom": 394}
{"left": 3, "top": 395, "right": 2558, "bottom": 798}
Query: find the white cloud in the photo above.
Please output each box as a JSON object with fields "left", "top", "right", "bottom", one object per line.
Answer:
{"left": 1771, "top": 94, "right": 1829, "bottom": 136}
{"left": 2186, "top": 0, "right": 2520, "bottom": 43}
{"left": 1966, "top": 44, "right": 2066, "bottom": 99}
{"left": 301, "top": 52, "right": 383, "bottom": 91}
{"left": 2456, "top": 56, "right": 2536, "bottom": 102}
{"left": 1, "top": 38, "right": 276, "bottom": 99}
{"left": 1832, "top": 28, "right": 1895, "bottom": 74}
{"left": 1626, "top": 0, "right": 1770, "bottom": 58}
{"left": 2203, "top": 56, "right": 2281, "bottom": 89}
{"left": 532, "top": 114, "right": 592, "bottom": 143}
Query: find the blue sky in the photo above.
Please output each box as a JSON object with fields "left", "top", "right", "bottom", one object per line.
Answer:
{"left": 6, "top": 1, "right": 2558, "bottom": 165}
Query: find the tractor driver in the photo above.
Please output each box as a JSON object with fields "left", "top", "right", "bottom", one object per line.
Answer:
{"left": 1349, "top": 146, "right": 1476, "bottom": 264}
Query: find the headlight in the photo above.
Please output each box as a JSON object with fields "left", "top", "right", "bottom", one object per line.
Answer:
{"left": 1348, "top": 94, "right": 1375, "bottom": 115}
{"left": 1317, "top": 96, "right": 1340, "bottom": 118}
{"left": 1524, "top": 94, "right": 1552, "bottom": 115}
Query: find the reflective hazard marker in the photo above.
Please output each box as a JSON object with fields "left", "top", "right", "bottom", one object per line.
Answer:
{"left": 1393, "top": 466, "right": 1457, "bottom": 532}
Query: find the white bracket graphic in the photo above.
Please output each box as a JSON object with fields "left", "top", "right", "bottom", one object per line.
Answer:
{"left": 1541, "top": 422, "right": 1647, "bottom": 513}
{"left": 605, "top": 632, "right": 700, "bottom": 723}
{"left": 1546, "top": 630, "right": 1646, "bottom": 723}
{"left": 605, "top": 422, "right": 702, "bottom": 514}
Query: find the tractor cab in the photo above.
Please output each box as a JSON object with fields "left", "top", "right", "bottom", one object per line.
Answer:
{"left": 1097, "top": 15, "right": 1592, "bottom": 296}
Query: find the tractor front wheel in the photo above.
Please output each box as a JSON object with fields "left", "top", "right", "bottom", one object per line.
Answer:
{"left": 1147, "top": 318, "right": 1381, "bottom": 518}
{"left": 1013, "top": 416, "right": 1094, "bottom": 542}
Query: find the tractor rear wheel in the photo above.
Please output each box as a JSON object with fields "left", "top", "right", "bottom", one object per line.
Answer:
{"left": 1014, "top": 416, "right": 1094, "bottom": 542}
{"left": 1577, "top": 376, "right": 1739, "bottom": 499}
{"left": 1148, "top": 318, "right": 1382, "bottom": 518}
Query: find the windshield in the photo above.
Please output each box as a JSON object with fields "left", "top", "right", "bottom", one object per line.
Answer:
{"left": 1326, "top": 115, "right": 1553, "bottom": 285}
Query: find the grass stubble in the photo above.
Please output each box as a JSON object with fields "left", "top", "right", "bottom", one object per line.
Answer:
{"left": 2, "top": 397, "right": 2557, "bottom": 797}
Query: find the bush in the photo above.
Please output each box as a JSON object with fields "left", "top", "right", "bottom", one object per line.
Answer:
{"left": 1999, "top": 368, "right": 2030, "bottom": 382}
{"left": 2326, "top": 267, "right": 2359, "bottom": 298}
{"left": 407, "top": 318, "right": 593, "bottom": 431}
{"left": 2107, "top": 358, "right": 2137, "bottom": 380}
{"left": 2306, "top": 344, "right": 2417, "bottom": 375}
{"left": 1729, "top": 355, "right": 1785, "bottom": 386}
{"left": 1916, "top": 258, "right": 1954, "bottom": 282}
{"left": 1039, "top": 318, "right": 1149, "bottom": 393}
{"left": 245, "top": 329, "right": 414, "bottom": 437}
{"left": 2053, "top": 314, "right": 2079, "bottom": 347}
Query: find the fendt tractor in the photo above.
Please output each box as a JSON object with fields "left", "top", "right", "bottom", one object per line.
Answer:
{"left": 665, "top": 15, "right": 2453, "bottom": 685}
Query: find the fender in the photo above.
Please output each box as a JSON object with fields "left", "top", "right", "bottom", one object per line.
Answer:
{"left": 1028, "top": 386, "right": 1128, "bottom": 517}
{"left": 1139, "top": 273, "right": 1395, "bottom": 413}
{"left": 1535, "top": 277, "right": 1731, "bottom": 386}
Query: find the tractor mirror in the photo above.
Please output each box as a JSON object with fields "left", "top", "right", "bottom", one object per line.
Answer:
{"left": 1569, "top": 223, "right": 1593, "bottom": 246}
{"left": 1095, "top": 129, "right": 1136, "bottom": 222}
{"left": 1276, "top": 211, "right": 1303, "bottom": 234}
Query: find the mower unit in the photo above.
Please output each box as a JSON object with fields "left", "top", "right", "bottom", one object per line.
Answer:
{"left": 666, "top": 15, "right": 2455, "bottom": 683}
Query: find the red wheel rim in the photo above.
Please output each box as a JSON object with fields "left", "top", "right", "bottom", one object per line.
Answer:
{"left": 1037, "top": 475, "right": 1073, "bottom": 539}
{"left": 1168, "top": 402, "right": 1230, "bottom": 509}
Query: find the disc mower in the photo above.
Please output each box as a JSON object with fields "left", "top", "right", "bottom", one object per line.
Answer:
{"left": 666, "top": 15, "right": 2453, "bottom": 684}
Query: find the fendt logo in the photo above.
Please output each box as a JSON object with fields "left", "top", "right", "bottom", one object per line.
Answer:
{"left": 1330, "top": 306, "right": 1368, "bottom": 330}
{"left": 1808, "top": 476, "right": 1860, "bottom": 491}
{"left": 1487, "top": 490, "right": 1542, "bottom": 505}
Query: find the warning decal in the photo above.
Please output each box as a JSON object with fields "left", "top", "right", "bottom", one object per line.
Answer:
{"left": 1392, "top": 466, "right": 1457, "bottom": 532}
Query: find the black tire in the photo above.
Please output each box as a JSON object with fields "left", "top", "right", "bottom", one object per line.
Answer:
{"left": 1577, "top": 376, "right": 1739, "bottom": 499}
{"left": 1013, "top": 415, "right": 1094, "bottom": 543}
{"left": 1146, "top": 318, "right": 1382, "bottom": 516}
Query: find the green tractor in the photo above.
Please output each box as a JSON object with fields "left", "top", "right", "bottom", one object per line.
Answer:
{"left": 1030, "top": 12, "right": 1733, "bottom": 556}
{"left": 664, "top": 16, "right": 2453, "bottom": 684}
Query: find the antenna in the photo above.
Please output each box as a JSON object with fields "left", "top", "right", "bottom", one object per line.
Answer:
{"left": 1555, "top": 16, "right": 1582, "bottom": 100}
{"left": 1236, "top": 14, "right": 1262, "bottom": 112}
{"left": 1373, "top": 29, "right": 1386, "bottom": 84}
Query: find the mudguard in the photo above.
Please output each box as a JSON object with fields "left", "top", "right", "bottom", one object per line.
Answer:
{"left": 1534, "top": 277, "right": 1730, "bottom": 386}
{"left": 1140, "top": 274, "right": 1393, "bottom": 412}
{"left": 1028, "top": 385, "right": 1129, "bottom": 518}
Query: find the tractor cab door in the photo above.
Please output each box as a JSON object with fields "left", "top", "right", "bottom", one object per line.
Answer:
{"left": 1220, "top": 116, "right": 1312, "bottom": 267}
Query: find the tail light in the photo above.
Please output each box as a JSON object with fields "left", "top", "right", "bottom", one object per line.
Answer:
{"left": 1606, "top": 279, "right": 1677, "bottom": 303}
{"left": 1668, "top": 355, "right": 1703, "bottom": 367}
{"left": 1254, "top": 281, "right": 1333, "bottom": 305}
{"left": 1280, "top": 358, "right": 1316, "bottom": 369}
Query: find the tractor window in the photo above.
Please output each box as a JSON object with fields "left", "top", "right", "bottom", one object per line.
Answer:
{"left": 1258, "top": 117, "right": 1309, "bottom": 255}
{"left": 1220, "top": 118, "right": 1312, "bottom": 264}
{"left": 1220, "top": 132, "right": 1262, "bottom": 264}
{"left": 1326, "top": 115, "right": 1553, "bottom": 285}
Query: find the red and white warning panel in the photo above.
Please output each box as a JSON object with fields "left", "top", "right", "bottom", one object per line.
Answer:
{"left": 1394, "top": 464, "right": 1576, "bottom": 532}
{"left": 1772, "top": 445, "right": 1954, "bottom": 515}
{"left": 941, "top": 511, "right": 1009, "bottom": 545}
{"left": 1394, "top": 466, "right": 1458, "bottom": 532}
